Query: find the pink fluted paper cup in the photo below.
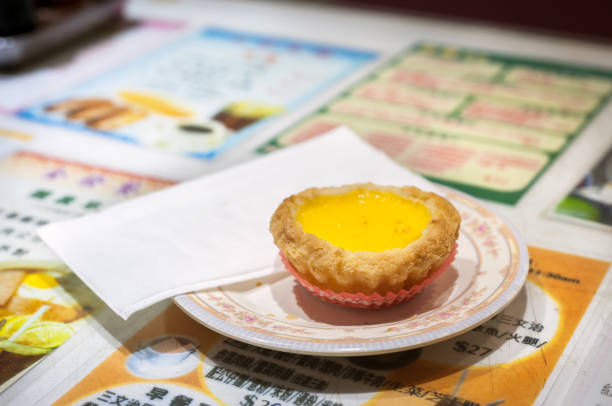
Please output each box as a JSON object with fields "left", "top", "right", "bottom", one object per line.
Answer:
{"left": 280, "top": 243, "right": 457, "bottom": 309}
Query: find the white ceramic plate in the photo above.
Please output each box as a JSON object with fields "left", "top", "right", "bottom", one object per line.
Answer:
{"left": 174, "top": 190, "right": 528, "bottom": 356}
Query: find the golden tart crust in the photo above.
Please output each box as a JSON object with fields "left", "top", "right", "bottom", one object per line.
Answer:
{"left": 269, "top": 183, "right": 461, "bottom": 295}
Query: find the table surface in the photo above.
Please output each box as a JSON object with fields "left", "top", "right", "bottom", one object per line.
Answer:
{"left": 1, "top": 1, "right": 611, "bottom": 405}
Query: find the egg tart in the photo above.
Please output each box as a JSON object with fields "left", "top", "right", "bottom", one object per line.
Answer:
{"left": 269, "top": 183, "right": 460, "bottom": 307}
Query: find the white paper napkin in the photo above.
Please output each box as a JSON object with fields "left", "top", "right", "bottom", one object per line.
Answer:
{"left": 39, "top": 127, "right": 438, "bottom": 319}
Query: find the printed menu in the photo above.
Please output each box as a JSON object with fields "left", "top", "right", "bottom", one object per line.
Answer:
{"left": 50, "top": 247, "right": 610, "bottom": 406}
{"left": 2, "top": 20, "right": 611, "bottom": 405}
{"left": 0, "top": 136, "right": 175, "bottom": 391}
{"left": 0, "top": 20, "right": 186, "bottom": 114}
{"left": 19, "top": 28, "right": 377, "bottom": 159}
{"left": 258, "top": 43, "right": 612, "bottom": 205}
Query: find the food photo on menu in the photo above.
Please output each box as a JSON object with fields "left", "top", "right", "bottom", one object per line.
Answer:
{"left": 18, "top": 27, "right": 377, "bottom": 159}
{"left": 1, "top": 1, "right": 612, "bottom": 406}
{"left": 553, "top": 146, "right": 612, "bottom": 228}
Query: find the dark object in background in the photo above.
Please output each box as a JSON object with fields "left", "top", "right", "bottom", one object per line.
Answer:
{"left": 0, "top": 0, "right": 123, "bottom": 69}
{"left": 0, "top": 0, "right": 37, "bottom": 36}
{"left": 341, "top": 0, "right": 612, "bottom": 42}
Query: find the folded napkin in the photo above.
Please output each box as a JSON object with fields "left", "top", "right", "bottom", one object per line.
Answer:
{"left": 39, "top": 127, "right": 437, "bottom": 319}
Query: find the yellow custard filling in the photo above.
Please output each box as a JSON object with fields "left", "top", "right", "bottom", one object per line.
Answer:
{"left": 296, "top": 188, "right": 431, "bottom": 252}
